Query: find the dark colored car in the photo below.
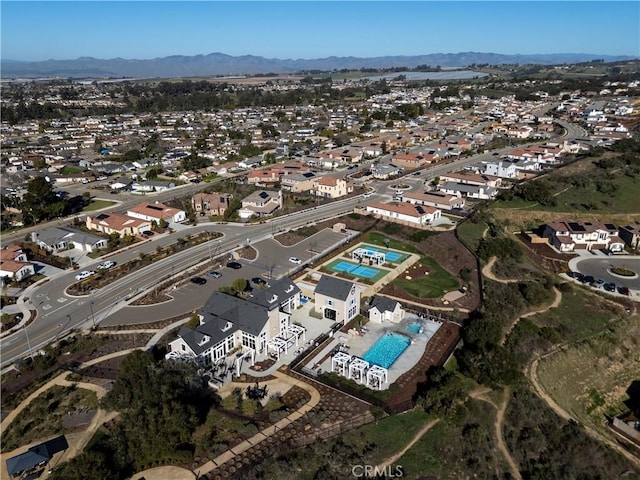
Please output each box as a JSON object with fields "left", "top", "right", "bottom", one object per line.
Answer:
{"left": 190, "top": 277, "right": 207, "bottom": 285}
{"left": 251, "top": 277, "right": 267, "bottom": 286}
{"left": 226, "top": 261, "right": 242, "bottom": 270}
{"left": 582, "top": 275, "right": 595, "bottom": 285}
{"left": 142, "top": 230, "right": 154, "bottom": 237}
{"left": 604, "top": 282, "right": 616, "bottom": 292}
{"left": 207, "top": 271, "right": 222, "bottom": 279}
{"left": 617, "top": 286, "right": 630, "bottom": 296}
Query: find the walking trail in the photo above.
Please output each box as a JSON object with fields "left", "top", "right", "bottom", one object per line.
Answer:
{"left": 527, "top": 351, "right": 640, "bottom": 469}
{"left": 374, "top": 419, "right": 441, "bottom": 473}
{"left": 471, "top": 387, "right": 522, "bottom": 480}
{"left": 501, "top": 287, "right": 562, "bottom": 346}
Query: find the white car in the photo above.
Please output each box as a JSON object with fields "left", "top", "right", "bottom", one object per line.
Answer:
{"left": 289, "top": 257, "right": 302, "bottom": 265}
{"left": 97, "top": 260, "right": 116, "bottom": 270}
{"left": 75, "top": 270, "right": 96, "bottom": 281}
{"left": 363, "top": 192, "right": 372, "bottom": 198}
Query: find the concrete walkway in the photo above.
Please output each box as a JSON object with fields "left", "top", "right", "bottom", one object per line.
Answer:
{"left": 196, "top": 370, "right": 321, "bottom": 476}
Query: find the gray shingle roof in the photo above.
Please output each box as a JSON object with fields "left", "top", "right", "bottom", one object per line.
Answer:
{"left": 315, "top": 275, "right": 354, "bottom": 301}
{"left": 370, "top": 296, "right": 400, "bottom": 313}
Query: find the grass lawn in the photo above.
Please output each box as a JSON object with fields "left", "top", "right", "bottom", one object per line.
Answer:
{"left": 536, "top": 314, "right": 640, "bottom": 434}
{"left": 526, "top": 286, "right": 624, "bottom": 342}
{"left": 1, "top": 385, "right": 98, "bottom": 451}
{"left": 363, "top": 231, "right": 459, "bottom": 298}
{"left": 455, "top": 221, "right": 487, "bottom": 253}
{"left": 60, "top": 166, "right": 82, "bottom": 175}
{"left": 393, "top": 256, "right": 460, "bottom": 299}
{"left": 82, "top": 199, "right": 118, "bottom": 212}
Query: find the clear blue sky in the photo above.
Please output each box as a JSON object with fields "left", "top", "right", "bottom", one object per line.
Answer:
{"left": 2, "top": 1, "right": 638, "bottom": 61}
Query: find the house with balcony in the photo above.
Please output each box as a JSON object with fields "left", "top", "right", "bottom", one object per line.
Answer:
{"left": 314, "top": 275, "right": 361, "bottom": 324}
{"left": 165, "top": 278, "right": 301, "bottom": 366}
{"left": 280, "top": 172, "right": 318, "bottom": 193}
{"left": 483, "top": 161, "right": 517, "bottom": 179}
{"left": 85, "top": 212, "right": 152, "bottom": 237}
{"left": 542, "top": 220, "right": 625, "bottom": 253}
{"left": 312, "top": 177, "right": 353, "bottom": 199}
{"left": 191, "top": 192, "right": 233, "bottom": 217}
{"left": 238, "top": 190, "right": 282, "bottom": 219}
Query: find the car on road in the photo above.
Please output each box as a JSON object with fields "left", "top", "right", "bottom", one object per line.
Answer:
{"left": 413, "top": 171, "right": 421, "bottom": 176}
{"left": 75, "top": 271, "right": 96, "bottom": 281}
{"left": 207, "top": 270, "right": 222, "bottom": 279}
{"left": 251, "top": 277, "right": 267, "bottom": 286}
{"left": 593, "top": 279, "right": 606, "bottom": 289}
{"left": 190, "top": 277, "right": 207, "bottom": 285}
{"left": 618, "top": 286, "right": 630, "bottom": 296}
{"left": 493, "top": 152, "right": 500, "bottom": 156}
{"left": 604, "top": 282, "right": 616, "bottom": 292}
{"left": 289, "top": 257, "right": 302, "bottom": 265}
{"left": 226, "top": 261, "right": 242, "bottom": 269}
{"left": 97, "top": 260, "right": 116, "bottom": 270}
{"left": 363, "top": 192, "right": 372, "bottom": 198}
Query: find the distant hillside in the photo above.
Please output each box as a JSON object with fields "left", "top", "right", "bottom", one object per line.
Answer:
{"left": 1, "top": 51, "right": 635, "bottom": 79}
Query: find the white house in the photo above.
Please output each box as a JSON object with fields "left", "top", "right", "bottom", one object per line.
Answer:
{"left": 365, "top": 202, "right": 441, "bottom": 226}
{"left": 368, "top": 296, "right": 404, "bottom": 324}
{"left": 542, "top": 220, "right": 625, "bottom": 253}
{"left": 165, "top": 278, "right": 302, "bottom": 366}
{"left": 0, "top": 245, "right": 36, "bottom": 282}
{"left": 483, "top": 162, "right": 517, "bottom": 179}
{"left": 127, "top": 201, "right": 186, "bottom": 224}
{"left": 314, "top": 275, "right": 361, "bottom": 324}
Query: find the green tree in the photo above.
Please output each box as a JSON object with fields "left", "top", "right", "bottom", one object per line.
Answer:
{"left": 22, "top": 176, "right": 65, "bottom": 224}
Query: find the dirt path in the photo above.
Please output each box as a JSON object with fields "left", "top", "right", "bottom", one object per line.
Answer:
{"left": 472, "top": 387, "right": 522, "bottom": 480}
{"left": 374, "top": 419, "right": 441, "bottom": 473}
{"left": 501, "top": 287, "right": 562, "bottom": 346}
{"left": 481, "top": 257, "right": 519, "bottom": 284}
{"left": 527, "top": 351, "right": 640, "bottom": 468}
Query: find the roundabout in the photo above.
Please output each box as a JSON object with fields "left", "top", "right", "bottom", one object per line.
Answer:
{"left": 568, "top": 256, "right": 640, "bottom": 294}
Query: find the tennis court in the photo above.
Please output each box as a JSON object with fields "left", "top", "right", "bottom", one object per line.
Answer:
{"left": 325, "top": 259, "right": 389, "bottom": 283}
{"left": 360, "top": 244, "right": 407, "bottom": 263}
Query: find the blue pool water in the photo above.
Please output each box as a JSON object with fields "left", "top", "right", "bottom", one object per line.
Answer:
{"left": 332, "top": 261, "right": 380, "bottom": 279}
{"left": 360, "top": 245, "right": 405, "bottom": 262}
{"left": 363, "top": 332, "right": 411, "bottom": 369}
{"left": 406, "top": 322, "right": 422, "bottom": 334}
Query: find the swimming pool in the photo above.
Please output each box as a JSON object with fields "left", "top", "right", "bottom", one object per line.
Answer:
{"left": 406, "top": 322, "right": 422, "bottom": 334}
{"left": 331, "top": 261, "right": 381, "bottom": 279}
{"left": 363, "top": 332, "right": 411, "bottom": 369}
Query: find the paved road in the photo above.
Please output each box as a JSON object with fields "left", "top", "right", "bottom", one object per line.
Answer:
{"left": 569, "top": 256, "right": 640, "bottom": 290}
{"left": 1, "top": 114, "right": 586, "bottom": 367}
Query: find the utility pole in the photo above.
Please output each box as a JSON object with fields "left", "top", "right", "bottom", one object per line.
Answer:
{"left": 89, "top": 301, "right": 96, "bottom": 329}
{"left": 24, "top": 325, "right": 33, "bottom": 359}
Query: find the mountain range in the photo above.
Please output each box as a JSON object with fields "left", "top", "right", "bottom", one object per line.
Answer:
{"left": 1, "top": 52, "right": 634, "bottom": 79}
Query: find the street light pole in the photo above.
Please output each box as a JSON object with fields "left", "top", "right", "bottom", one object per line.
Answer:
{"left": 23, "top": 325, "right": 33, "bottom": 359}
{"left": 89, "top": 301, "right": 96, "bottom": 329}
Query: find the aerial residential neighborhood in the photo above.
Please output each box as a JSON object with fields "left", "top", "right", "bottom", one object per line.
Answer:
{"left": 1, "top": 3, "right": 639, "bottom": 478}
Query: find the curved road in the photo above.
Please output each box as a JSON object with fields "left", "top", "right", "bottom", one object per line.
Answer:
{"left": 1, "top": 115, "right": 587, "bottom": 368}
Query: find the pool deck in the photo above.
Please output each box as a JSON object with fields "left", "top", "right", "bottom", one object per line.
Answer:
{"left": 304, "top": 315, "right": 436, "bottom": 390}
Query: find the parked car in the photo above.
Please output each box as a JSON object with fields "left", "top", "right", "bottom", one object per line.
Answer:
{"left": 141, "top": 230, "right": 154, "bottom": 236}
{"left": 226, "top": 261, "right": 242, "bottom": 270}
{"left": 617, "top": 286, "right": 630, "bottom": 296}
{"left": 251, "top": 277, "right": 267, "bottom": 286}
{"left": 75, "top": 271, "right": 96, "bottom": 281}
{"left": 190, "top": 277, "right": 207, "bottom": 285}
{"left": 97, "top": 260, "right": 116, "bottom": 270}
{"left": 207, "top": 271, "right": 222, "bottom": 279}
{"left": 581, "top": 275, "right": 595, "bottom": 285}
{"left": 604, "top": 282, "right": 616, "bottom": 292}
{"left": 289, "top": 257, "right": 302, "bottom": 265}
{"left": 593, "top": 279, "right": 606, "bottom": 289}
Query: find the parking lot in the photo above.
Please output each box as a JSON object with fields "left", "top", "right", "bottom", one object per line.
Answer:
{"left": 566, "top": 256, "right": 640, "bottom": 297}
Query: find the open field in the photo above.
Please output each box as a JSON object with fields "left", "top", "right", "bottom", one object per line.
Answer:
{"left": 456, "top": 221, "right": 487, "bottom": 253}
{"left": 536, "top": 315, "right": 640, "bottom": 431}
